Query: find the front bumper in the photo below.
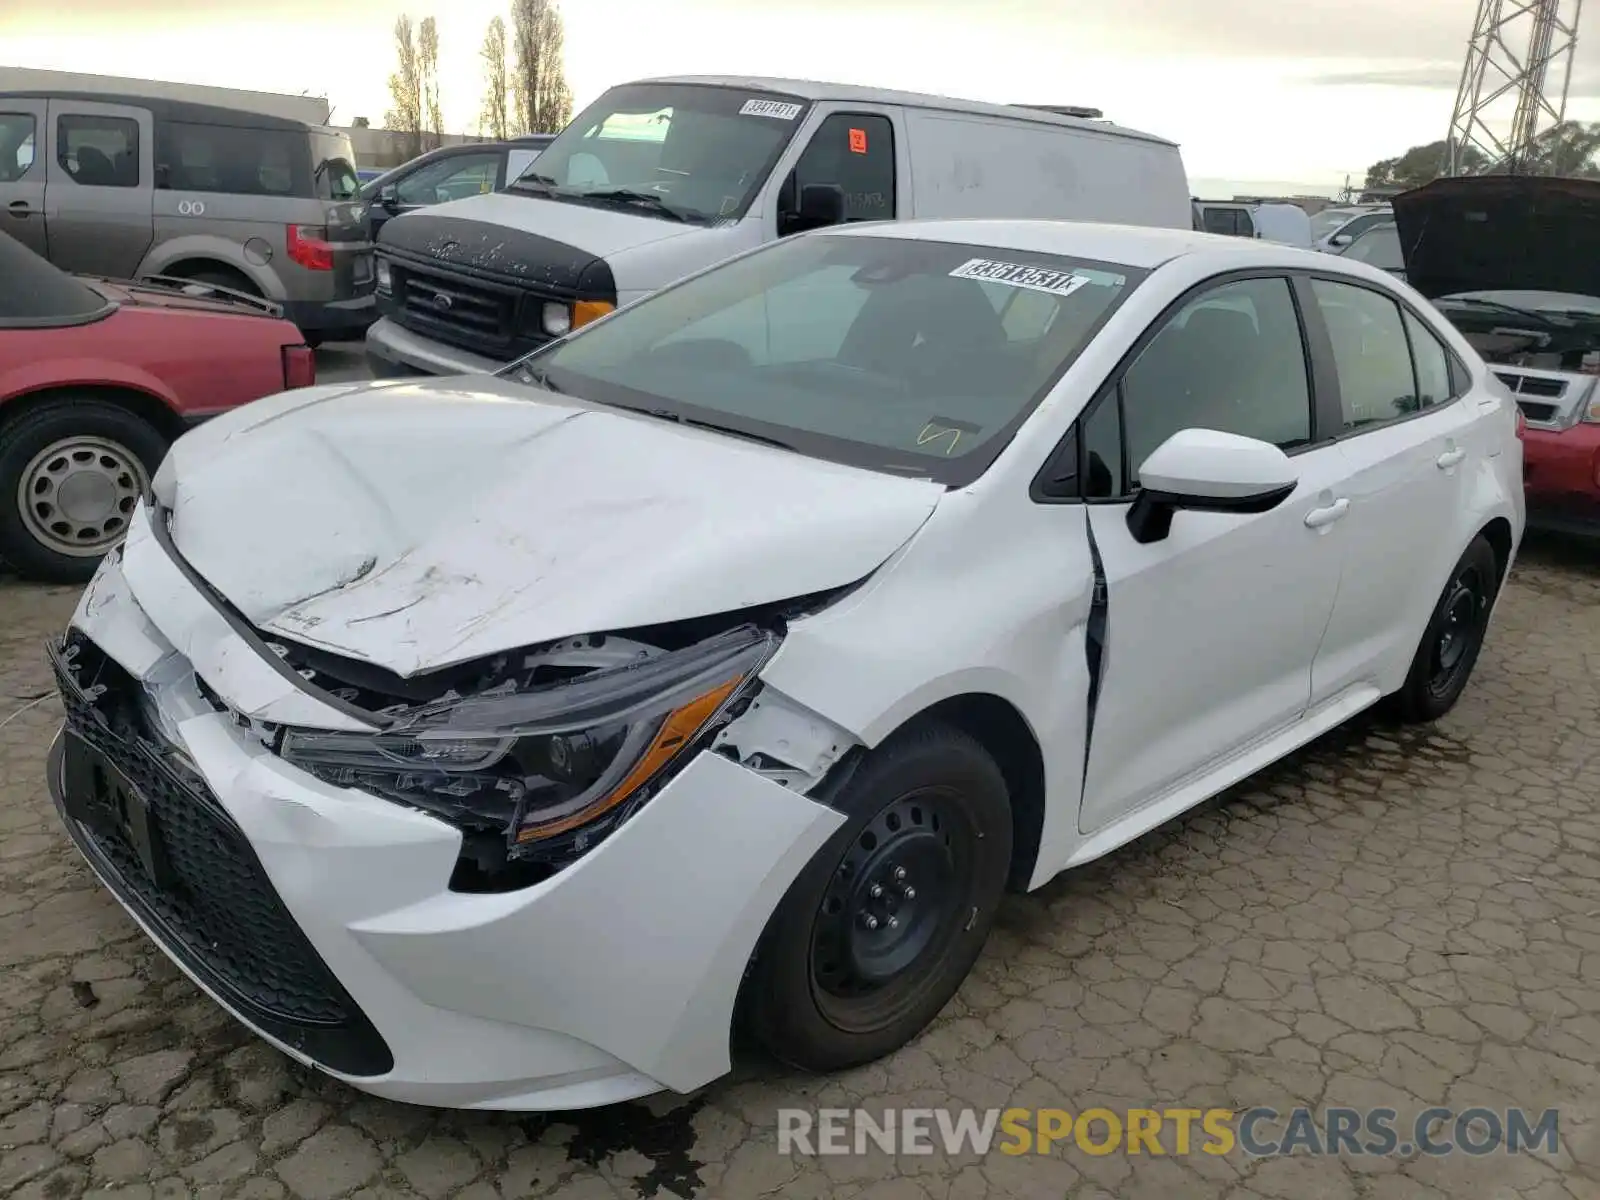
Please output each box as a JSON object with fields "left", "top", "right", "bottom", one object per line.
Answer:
{"left": 50, "top": 539, "right": 844, "bottom": 1110}
{"left": 364, "top": 316, "right": 508, "bottom": 378}
{"left": 1523, "top": 424, "right": 1600, "bottom": 536}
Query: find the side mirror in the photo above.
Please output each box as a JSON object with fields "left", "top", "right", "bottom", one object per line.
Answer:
{"left": 779, "top": 179, "right": 846, "bottom": 235}
{"left": 379, "top": 184, "right": 401, "bottom": 211}
{"left": 799, "top": 183, "right": 845, "bottom": 227}
{"left": 1331, "top": 232, "right": 1353, "bottom": 247}
{"left": 1126, "top": 428, "right": 1297, "bottom": 544}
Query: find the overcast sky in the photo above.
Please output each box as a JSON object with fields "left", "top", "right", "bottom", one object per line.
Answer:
{"left": 5, "top": 0, "right": 1599, "bottom": 192}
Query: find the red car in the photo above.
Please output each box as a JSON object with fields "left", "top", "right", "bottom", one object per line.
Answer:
{"left": 1394, "top": 176, "right": 1600, "bottom": 536}
{"left": 0, "top": 231, "right": 314, "bottom": 582}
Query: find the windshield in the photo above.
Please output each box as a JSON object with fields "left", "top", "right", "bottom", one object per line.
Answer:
{"left": 1311, "top": 210, "right": 1358, "bottom": 240}
{"left": 514, "top": 233, "right": 1145, "bottom": 485}
{"left": 507, "top": 83, "right": 810, "bottom": 223}
{"left": 1434, "top": 289, "right": 1600, "bottom": 371}
{"left": 1342, "top": 224, "right": 1402, "bottom": 270}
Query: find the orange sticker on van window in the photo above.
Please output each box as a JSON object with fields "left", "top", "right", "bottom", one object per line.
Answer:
{"left": 849, "top": 127, "right": 868, "bottom": 154}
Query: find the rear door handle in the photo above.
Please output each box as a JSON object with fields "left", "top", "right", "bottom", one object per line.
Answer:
{"left": 1437, "top": 448, "right": 1466, "bottom": 469}
{"left": 1304, "top": 498, "right": 1350, "bottom": 529}
{"left": 6, "top": 200, "right": 33, "bottom": 216}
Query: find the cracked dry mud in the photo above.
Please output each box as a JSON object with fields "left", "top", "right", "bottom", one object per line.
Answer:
{"left": 2, "top": 537, "right": 1598, "bottom": 1200}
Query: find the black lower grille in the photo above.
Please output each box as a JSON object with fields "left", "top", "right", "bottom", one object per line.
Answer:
{"left": 48, "top": 635, "right": 392, "bottom": 1077}
{"left": 385, "top": 258, "right": 554, "bottom": 360}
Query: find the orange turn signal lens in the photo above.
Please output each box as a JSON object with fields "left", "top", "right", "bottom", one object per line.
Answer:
{"left": 515, "top": 676, "right": 740, "bottom": 843}
{"left": 572, "top": 300, "right": 615, "bottom": 330}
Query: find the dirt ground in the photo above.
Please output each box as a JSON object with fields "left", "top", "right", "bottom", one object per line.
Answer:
{"left": 2, "top": 535, "right": 1598, "bottom": 1200}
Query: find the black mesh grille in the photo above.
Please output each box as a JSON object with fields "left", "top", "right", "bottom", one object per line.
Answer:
{"left": 49, "top": 634, "right": 392, "bottom": 1076}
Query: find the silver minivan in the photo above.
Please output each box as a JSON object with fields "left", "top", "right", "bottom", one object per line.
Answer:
{"left": 0, "top": 91, "right": 374, "bottom": 345}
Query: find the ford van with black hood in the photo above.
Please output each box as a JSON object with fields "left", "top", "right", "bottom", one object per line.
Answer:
{"left": 364, "top": 75, "right": 1193, "bottom": 377}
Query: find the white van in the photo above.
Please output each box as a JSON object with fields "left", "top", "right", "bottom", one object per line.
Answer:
{"left": 365, "top": 75, "right": 1192, "bottom": 377}
{"left": 1195, "top": 200, "right": 1312, "bottom": 248}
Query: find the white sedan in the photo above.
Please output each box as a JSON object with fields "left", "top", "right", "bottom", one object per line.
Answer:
{"left": 47, "top": 219, "right": 1523, "bottom": 1110}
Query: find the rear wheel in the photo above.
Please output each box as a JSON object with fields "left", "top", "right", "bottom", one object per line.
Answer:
{"left": 1389, "top": 535, "right": 1500, "bottom": 723}
{"left": 743, "top": 723, "right": 1012, "bottom": 1072}
{"left": 0, "top": 397, "right": 168, "bottom": 582}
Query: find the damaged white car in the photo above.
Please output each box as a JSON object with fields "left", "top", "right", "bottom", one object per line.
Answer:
{"left": 48, "top": 219, "right": 1523, "bottom": 1111}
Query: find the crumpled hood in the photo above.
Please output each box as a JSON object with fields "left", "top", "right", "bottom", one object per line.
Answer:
{"left": 1392, "top": 175, "right": 1600, "bottom": 299}
{"left": 154, "top": 376, "right": 943, "bottom": 676}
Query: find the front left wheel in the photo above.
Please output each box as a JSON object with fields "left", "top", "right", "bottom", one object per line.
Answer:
{"left": 742, "top": 723, "right": 1013, "bottom": 1073}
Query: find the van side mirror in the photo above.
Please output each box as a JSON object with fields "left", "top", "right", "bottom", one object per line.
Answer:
{"left": 379, "top": 184, "right": 401, "bottom": 212}
{"left": 779, "top": 178, "right": 846, "bottom": 235}
{"left": 1126, "top": 429, "right": 1298, "bottom": 544}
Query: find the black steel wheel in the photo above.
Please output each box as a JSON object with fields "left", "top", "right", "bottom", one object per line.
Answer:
{"left": 1391, "top": 535, "right": 1500, "bottom": 723}
{"left": 743, "top": 722, "right": 1012, "bottom": 1072}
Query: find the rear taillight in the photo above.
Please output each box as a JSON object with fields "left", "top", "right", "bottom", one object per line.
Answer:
{"left": 282, "top": 344, "right": 316, "bottom": 390}
{"left": 1514, "top": 407, "right": 1527, "bottom": 440}
{"left": 286, "top": 224, "right": 335, "bottom": 271}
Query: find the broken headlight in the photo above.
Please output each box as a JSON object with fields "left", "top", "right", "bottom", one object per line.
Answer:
{"left": 279, "top": 625, "right": 778, "bottom": 853}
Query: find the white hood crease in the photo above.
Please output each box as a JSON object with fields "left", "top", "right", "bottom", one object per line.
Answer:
{"left": 156, "top": 377, "right": 944, "bottom": 677}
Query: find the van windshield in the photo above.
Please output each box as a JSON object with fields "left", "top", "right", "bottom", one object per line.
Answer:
{"left": 514, "top": 233, "right": 1146, "bottom": 485}
{"left": 508, "top": 83, "right": 811, "bottom": 223}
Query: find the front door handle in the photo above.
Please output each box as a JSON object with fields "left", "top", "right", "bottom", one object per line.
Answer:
{"left": 6, "top": 200, "right": 33, "bottom": 216}
{"left": 1304, "top": 498, "right": 1350, "bottom": 529}
{"left": 1436, "top": 447, "right": 1466, "bottom": 470}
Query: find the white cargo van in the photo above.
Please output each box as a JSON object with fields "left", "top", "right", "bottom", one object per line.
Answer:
{"left": 365, "top": 75, "right": 1192, "bottom": 377}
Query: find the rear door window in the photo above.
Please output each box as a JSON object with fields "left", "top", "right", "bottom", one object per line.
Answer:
{"left": 155, "top": 120, "right": 310, "bottom": 196}
{"left": 58, "top": 114, "right": 140, "bottom": 188}
{"left": 1310, "top": 279, "right": 1421, "bottom": 429}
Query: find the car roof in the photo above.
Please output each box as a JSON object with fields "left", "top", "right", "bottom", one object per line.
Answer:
{"left": 822, "top": 218, "right": 1381, "bottom": 274}
{"left": 0, "top": 90, "right": 309, "bottom": 131}
{"left": 631, "top": 75, "right": 1176, "bottom": 147}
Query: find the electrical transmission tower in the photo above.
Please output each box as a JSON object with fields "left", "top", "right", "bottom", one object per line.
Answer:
{"left": 1444, "top": 0, "right": 1584, "bottom": 174}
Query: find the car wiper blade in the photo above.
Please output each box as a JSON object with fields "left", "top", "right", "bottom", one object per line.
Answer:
{"left": 577, "top": 189, "right": 689, "bottom": 222}
{"left": 1437, "top": 296, "right": 1560, "bottom": 325}
{"left": 507, "top": 172, "right": 560, "bottom": 194}
{"left": 638, "top": 407, "right": 794, "bottom": 451}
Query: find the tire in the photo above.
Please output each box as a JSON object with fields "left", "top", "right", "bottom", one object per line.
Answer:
{"left": 0, "top": 397, "right": 169, "bottom": 583}
{"left": 300, "top": 332, "right": 325, "bottom": 350}
{"left": 1388, "top": 535, "right": 1500, "bottom": 724}
{"left": 743, "top": 722, "right": 1013, "bottom": 1072}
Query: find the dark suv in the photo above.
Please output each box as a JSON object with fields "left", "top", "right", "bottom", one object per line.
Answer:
{"left": 0, "top": 91, "right": 375, "bottom": 345}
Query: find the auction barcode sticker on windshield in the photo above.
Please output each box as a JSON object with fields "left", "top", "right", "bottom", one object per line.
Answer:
{"left": 949, "top": 258, "right": 1120, "bottom": 297}
{"left": 741, "top": 99, "right": 804, "bottom": 120}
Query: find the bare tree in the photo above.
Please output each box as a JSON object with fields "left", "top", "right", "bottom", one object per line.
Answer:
{"left": 418, "top": 17, "right": 443, "bottom": 151}
{"left": 511, "top": 0, "right": 574, "bottom": 135}
{"left": 384, "top": 15, "right": 424, "bottom": 159}
{"left": 480, "top": 16, "right": 510, "bottom": 141}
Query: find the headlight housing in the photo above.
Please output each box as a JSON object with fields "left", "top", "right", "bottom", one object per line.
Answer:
{"left": 279, "top": 624, "right": 777, "bottom": 857}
